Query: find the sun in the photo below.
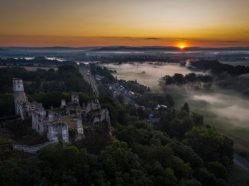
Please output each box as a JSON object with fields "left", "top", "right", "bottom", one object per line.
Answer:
{"left": 179, "top": 44, "right": 185, "bottom": 49}
{"left": 177, "top": 43, "right": 187, "bottom": 50}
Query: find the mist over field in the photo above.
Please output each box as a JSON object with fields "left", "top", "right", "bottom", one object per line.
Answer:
{"left": 103, "top": 63, "right": 195, "bottom": 90}
{"left": 163, "top": 86, "right": 249, "bottom": 145}
{"left": 104, "top": 62, "right": 249, "bottom": 141}
{"left": 191, "top": 91, "right": 249, "bottom": 128}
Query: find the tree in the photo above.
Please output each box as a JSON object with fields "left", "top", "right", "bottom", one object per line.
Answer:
{"left": 181, "top": 102, "right": 190, "bottom": 113}
{"left": 184, "top": 127, "right": 233, "bottom": 167}
{"left": 191, "top": 113, "right": 204, "bottom": 126}
{"left": 207, "top": 161, "right": 227, "bottom": 180}
{"left": 170, "top": 142, "right": 203, "bottom": 169}
{"left": 99, "top": 140, "right": 142, "bottom": 185}
{"left": 185, "top": 73, "right": 196, "bottom": 82}
{"left": 179, "top": 179, "right": 201, "bottom": 186}
{"left": 164, "top": 75, "right": 174, "bottom": 85}
{"left": 172, "top": 156, "right": 193, "bottom": 178}
{"left": 173, "top": 73, "right": 185, "bottom": 84}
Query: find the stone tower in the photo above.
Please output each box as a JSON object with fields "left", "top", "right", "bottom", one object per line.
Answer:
{"left": 60, "top": 99, "right": 66, "bottom": 108}
{"left": 71, "top": 92, "right": 79, "bottom": 104}
{"left": 13, "top": 78, "right": 28, "bottom": 116}
{"left": 76, "top": 118, "right": 84, "bottom": 140}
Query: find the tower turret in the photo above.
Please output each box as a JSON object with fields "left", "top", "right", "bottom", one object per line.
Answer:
{"left": 71, "top": 92, "right": 79, "bottom": 104}
{"left": 13, "top": 78, "right": 25, "bottom": 92}
{"left": 60, "top": 99, "right": 66, "bottom": 108}
{"left": 13, "top": 78, "right": 28, "bottom": 116}
{"left": 76, "top": 118, "right": 84, "bottom": 140}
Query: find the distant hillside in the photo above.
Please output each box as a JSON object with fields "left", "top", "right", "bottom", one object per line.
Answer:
{"left": 91, "top": 46, "right": 180, "bottom": 52}
{"left": 1, "top": 46, "right": 249, "bottom": 52}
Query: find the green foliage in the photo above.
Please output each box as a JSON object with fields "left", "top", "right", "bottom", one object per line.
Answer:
{"left": 0, "top": 159, "right": 42, "bottom": 186}
{"left": 172, "top": 156, "right": 192, "bottom": 178}
{"left": 135, "top": 93, "right": 175, "bottom": 108}
{"left": 0, "top": 65, "right": 92, "bottom": 117}
{"left": 191, "top": 112, "right": 204, "bottom": 126}
{"left": 181, "top": 102, "right": 190, "bottom": 113}
{"left": 3, "top": 119, "right": 47, "bottom": 144}
{"left": 192, "top": 60, "right": 249, "bottom": 76}
{"left": 169, "top": 142, "right": 203, "bottom": 169}
{"left": 207, "top": 161, "right": 228, "bottom": 180}
{"left": 0, "top": 94, "right": 14, "bottom": 117}
{"left": 184, "top": 127, "right": 233, "bottom": 167}
{"left": 229, "top": 165, "right": 249, "bottom": 186}
{"left": 0, "top": 65, "right": 235, "bottom": 186}
{"left": 90, "top": 64, "right": 115, "bottom": 83}
{"left": 158, "top": 108, "right": 196, "bottom": 139}
{"left": 179, "top": 179, "right": 202, "bottom": 186}
{"left": 99, "top": 140, "right": 148, "bottom": 185}
{"left": 0, "top": 65, "right": 92, "bottom": 94}
{"left": 31, "top": 92, "right": 90, "bottom": 109}
{"left": 163, "top": 73, "right": 213, "bottom": 85}
{"left": 119, "top": 79, "right": 150, "bottom": 94}
{"left": 0, "top": 118, "right": 234, "bottom": 186}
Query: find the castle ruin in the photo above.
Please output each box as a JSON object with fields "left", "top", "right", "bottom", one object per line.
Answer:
{"left": 13, "top": 78, "right": 111, "bottom": 143}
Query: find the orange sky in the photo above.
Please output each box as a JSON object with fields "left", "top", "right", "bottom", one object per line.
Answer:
{"left": 0, "top": 0, "right": 249, "bottom": 47}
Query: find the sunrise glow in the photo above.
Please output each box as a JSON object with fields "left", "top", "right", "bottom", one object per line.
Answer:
{"left": 177, "top": 43, "right": 187, "bottom": 50}
{"left": 0, "top": 0, "right": 249, "bottom": 47}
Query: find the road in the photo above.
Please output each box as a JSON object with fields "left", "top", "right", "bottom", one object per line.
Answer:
{"left": 79, "top": 66, "right": 99, "bottom": 97}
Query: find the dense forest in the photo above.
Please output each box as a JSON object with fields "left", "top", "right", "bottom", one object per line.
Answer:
{"left": 0, "top": 96, "right": 233, "bottom": 186}
{"left": 0, "top": 64, "right": 237, "bottom": 186}
{"left": 0, "top": 57, "right": 74, "bottom": 66}
{"left": 0, "top": 65, "right": 92, "bottom": 117}
{"left": 190, "top": 60, "right": 249, "bottom": 96}
{"left": 190, "top": 60, "right": 249, "bottom": 76}
{"left": 162, "top": 73, "right": 213, "bottom": 86}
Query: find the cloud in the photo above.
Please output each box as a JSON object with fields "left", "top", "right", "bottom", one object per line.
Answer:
{"left": 144, "top": 38, "right": 161, "bottom": 40}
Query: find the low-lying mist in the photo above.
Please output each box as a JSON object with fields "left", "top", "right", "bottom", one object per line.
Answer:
{"left": 166, "top": 85, "right": 249, "bottom": 131}
{"left": 104, "top": 62, "right": 249, "bottom": 142}
{"left": 103, "top": 63, "right": 194, "bottom": 90}
{"left": 191, "top": 92, "right": 249, "bottom": 128}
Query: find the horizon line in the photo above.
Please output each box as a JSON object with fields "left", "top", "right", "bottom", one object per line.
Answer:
{"left": 1, "top": 45, "right": 249, "bottom": 49}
